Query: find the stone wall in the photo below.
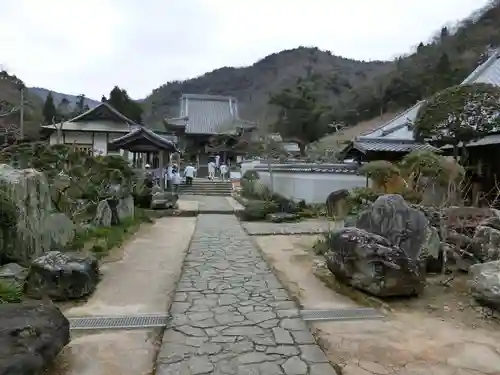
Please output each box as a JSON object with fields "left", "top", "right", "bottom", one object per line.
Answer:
{"left": 249, "top": 163, "right": 369, "bottom": 204}
{"left": 0, "top": 165, "right": 74, "bottom": 265}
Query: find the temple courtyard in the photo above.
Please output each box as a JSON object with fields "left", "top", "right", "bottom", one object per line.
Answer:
{"left": 47, "top": 196, "right": 500, "bottom": 375}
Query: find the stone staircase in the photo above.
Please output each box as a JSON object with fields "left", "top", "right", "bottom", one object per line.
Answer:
{"left": 179, "top": 178, "right": 233, "bottom": 196}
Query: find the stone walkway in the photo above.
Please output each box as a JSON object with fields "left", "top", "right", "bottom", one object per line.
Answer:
{"left": 181, "top": 195, "right": 235, "bottom": 213}
{"left": 156, "top": 214, "right": 338, "bottom": 375}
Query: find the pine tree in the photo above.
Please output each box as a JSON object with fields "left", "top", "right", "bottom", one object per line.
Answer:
{"left": 42, "top": 92, "right": 57, "bottom": 124}
{"left": 106, "top": 86, "right": 143, "bottom": 123}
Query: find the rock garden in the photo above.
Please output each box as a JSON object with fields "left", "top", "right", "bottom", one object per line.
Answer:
{"left": 0, "top": 142, "right": 152, "bottom": 374}
{"left": 250, "top": 150, "right": 500, "bottom": 373}
{"left": 236, "top": 169, "right": 327, "bottom": 224}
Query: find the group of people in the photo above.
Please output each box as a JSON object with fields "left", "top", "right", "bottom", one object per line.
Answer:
{"left": 144, "top": 155, "right": 230, "bottom": 193}
{"left": 207, "top": 155, "right": 229, "bottom": 181}
{"left": 164, "top": 163, "right": 196, "bottom": 192}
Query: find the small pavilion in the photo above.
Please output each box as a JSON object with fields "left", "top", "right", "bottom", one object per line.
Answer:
{"left": 108, "top": 126, "right": 179, "bottom": 189}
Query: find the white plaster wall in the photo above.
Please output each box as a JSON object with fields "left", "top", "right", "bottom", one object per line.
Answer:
{"left": 93, "top": 133, "right": 108, "bottom": 155}
{"left": 257, "top": 171, "right": 368, "bottom": 204}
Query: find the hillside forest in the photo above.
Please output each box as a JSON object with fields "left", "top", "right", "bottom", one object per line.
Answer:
{"left": 1, "top": 0, "right": 500, "bottom": 149}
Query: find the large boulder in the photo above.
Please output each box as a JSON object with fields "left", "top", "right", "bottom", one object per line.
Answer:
{"left": 0, "top": 301, "right": 70, "bottom": 375}
{"left": 325, "top": 227, "right": 426, "bottom": 297}
{"left": 0, "top": 263, "right": 28, "bottom": 289}
{"left": 45, "top": 212, "right": 75, "bottom": 249}
{"left": 325, "top": 189, "right": 350, "bottom": 218}
{"left": 356, "top": 194, "right": 428, "bottom": 260}
{"left": 151, "top": 191, "right": 178, "bottom": 209}
{"left": 93, "top": 199, "right": 112, "bottom": 227}
{"left": 473, "top": 226, "right": 500, "bottom": 262}
{"left": 468, "top": 260, "right": 500, "bottom": 310}
{"left": 0, "top": 165, "right": 74, "bottom": 265}
{"left": 25, "top": 251, "right": 99, "bottom": 301}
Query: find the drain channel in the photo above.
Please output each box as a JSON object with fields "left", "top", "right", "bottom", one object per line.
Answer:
{"left": 300, "top": 308, "right": 385, "bottom": 322}
{"left": 68, "top": 313, "right": 170, "bottom": 331}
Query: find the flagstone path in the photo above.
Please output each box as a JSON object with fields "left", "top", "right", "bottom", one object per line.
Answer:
{"left": 155, "top": 213, "right": 338, "bottom": 375}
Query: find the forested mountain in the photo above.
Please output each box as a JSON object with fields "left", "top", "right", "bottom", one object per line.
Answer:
{"left": 143, "top": 0, "right": 500, "bottom": 129}
{"left": 142, "top": 48, "right": 392, "bottom": 126}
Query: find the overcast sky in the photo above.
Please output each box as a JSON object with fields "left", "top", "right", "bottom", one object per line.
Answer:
{"left": 0, "top": 0, "right": 491, "bottom": 100}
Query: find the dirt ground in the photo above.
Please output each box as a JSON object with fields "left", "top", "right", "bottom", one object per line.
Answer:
{"left": 47, "top": 217, "right": 197, "bottom": 375}
{"left": 256, "top": 235, "right": 500, "bottom": 375}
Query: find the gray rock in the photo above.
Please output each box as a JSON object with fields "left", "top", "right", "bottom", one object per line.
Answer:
{"left": 0, "top": 165, "right": 59, "bottom": 265}
{"left": 356, "top": 194, "right": 428, "bottom": 260}
{"left": 0, "top": 301, "right": 70, "bottom": 375}
{"left": 94, "top": 200, "right": 112, "bottom": 227}
{"left": 468, "top": 260, "right": 500, "bottom": 310}
{"left": 45, "top": 212, "right": 75, "bottom": 249}
{"left": 266, "top": 212, "right": 300, "bottom": 223}
{"left": 0, "top": 263, "right": 28, "bottom": 289}
{"left": 25, "top": 251, "right": 99, "bottom": 300}
{"left": 117, "top": 195, "right": 134, "bottom": 221}
{"left": 325, "top": 189, "right": 350, "bottom": 219}
{"left": 151, "top": 192, "right": 179, "bottom": 209}
{"left": 473, "top": 225, "right": 500, "bottom": 262}
{"left": 325, "top": 227, "right": 425, "bottom": 297}
{"left": 421, "top": 226, "right": 443, "bottom": 273}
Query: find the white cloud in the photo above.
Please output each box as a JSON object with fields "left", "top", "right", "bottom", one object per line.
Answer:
{"left": 0, "top": 0, "right": 491, "bottom": 99}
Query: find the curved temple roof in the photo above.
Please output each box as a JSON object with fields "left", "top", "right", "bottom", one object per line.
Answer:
{"left": 109, "top": 126, "right": 179, "bottom": 153}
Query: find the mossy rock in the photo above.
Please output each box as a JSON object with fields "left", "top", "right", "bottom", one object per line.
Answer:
{"left": 240, "top": 200, "right": 279, "bottom": 221}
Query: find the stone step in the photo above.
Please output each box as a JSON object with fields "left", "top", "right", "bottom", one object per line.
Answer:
{"left": 179, "top": 191, "right": 232, "bottom": 196}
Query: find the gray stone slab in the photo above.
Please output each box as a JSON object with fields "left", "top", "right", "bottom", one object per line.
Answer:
{"left": 242, "top": 220, "right": 338, "bottom": 236}
{"left": 156, "top": 214, "right": 338, "bottom": 374}
{"left": 181, "top": 195, "right": 234, "bottom": 213}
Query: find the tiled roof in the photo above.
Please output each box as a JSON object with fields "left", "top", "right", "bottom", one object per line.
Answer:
{"left": 363, "top": 49, "right": 500, "bottom": 141}
{"left": 70, "top": 102, "right": 137, "bottom": 125}
{"left": 166, "top": 94, "right": 256, "bottom": 135}
{"left": 109, "top": 126, "right": 179, "bottom": 152}
{"left": 352, "top": 137, "right": 440, "bottom": 153}
{"left": 441, "top": 133, "right": 500, "bottom": 149}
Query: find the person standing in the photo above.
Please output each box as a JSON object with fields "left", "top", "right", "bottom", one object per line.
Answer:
{"left": 219, "top": 163, "right": 228, "bottom": 182}
{"left": 208, "top": 160, "right": 216, "bottom": 180}
{"left": 184, "top": 163, "right": 196, "bottom": 185}
{"left": 171, "top": 165, "right": 181, "bottom": 193}
{"left": 165, "top": 164, "right": 172, "bottom": 191}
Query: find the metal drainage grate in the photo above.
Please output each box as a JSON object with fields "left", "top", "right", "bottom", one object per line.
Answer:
{"left": 300, "top": 308, "right": 385, "bottom": 322}
{"left": 68, "top": 314, "right": 170, "bottom": 331}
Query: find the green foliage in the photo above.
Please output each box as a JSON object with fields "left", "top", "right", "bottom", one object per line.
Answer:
{"left": 0, "top": 143, "right": 135, "bottom": 218}
{"left": 0, "top": 187, "right": 17, "bottom": 230}
{"left": 359, "top": 160, "right": 400, "bottom": 186}
{"left": 42, "top": 91, "right": 57, "bottom": 124}
{"left": 0, "top": 281, "right": 22, "bottom": 303}
{"left": 106, "top": 86, "right": 143, "bottom": 123}
{"left": 67, "top": 209, "right": 150, "bottom": 258}
{"left": 269, "top": 83, "right": 329, "bottom": 154}
{"left": 400, "top": 150, "right": 465, "bottom": 185}
{"left": 415, "top": 83, "right": 500, "bottom": 146}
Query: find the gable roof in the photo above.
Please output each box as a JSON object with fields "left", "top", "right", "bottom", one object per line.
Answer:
{"left": 108, "top": 126, "right": 179, "bottom": 153}
{"left": 69, "top": 102, "right": 137, "bottom": 124}
{"left": 362, "top": 48, "right": 500, "bottom": 141}
{"left": 40, "top": 102, "right": 138, "bottom": 133}
{"left": 165, "top": 94, "right": 256, "bottom": 135}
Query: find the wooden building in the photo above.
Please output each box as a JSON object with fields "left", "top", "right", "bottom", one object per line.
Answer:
{"left": 164, "top": 94, "right": 256, "bottom": 176}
